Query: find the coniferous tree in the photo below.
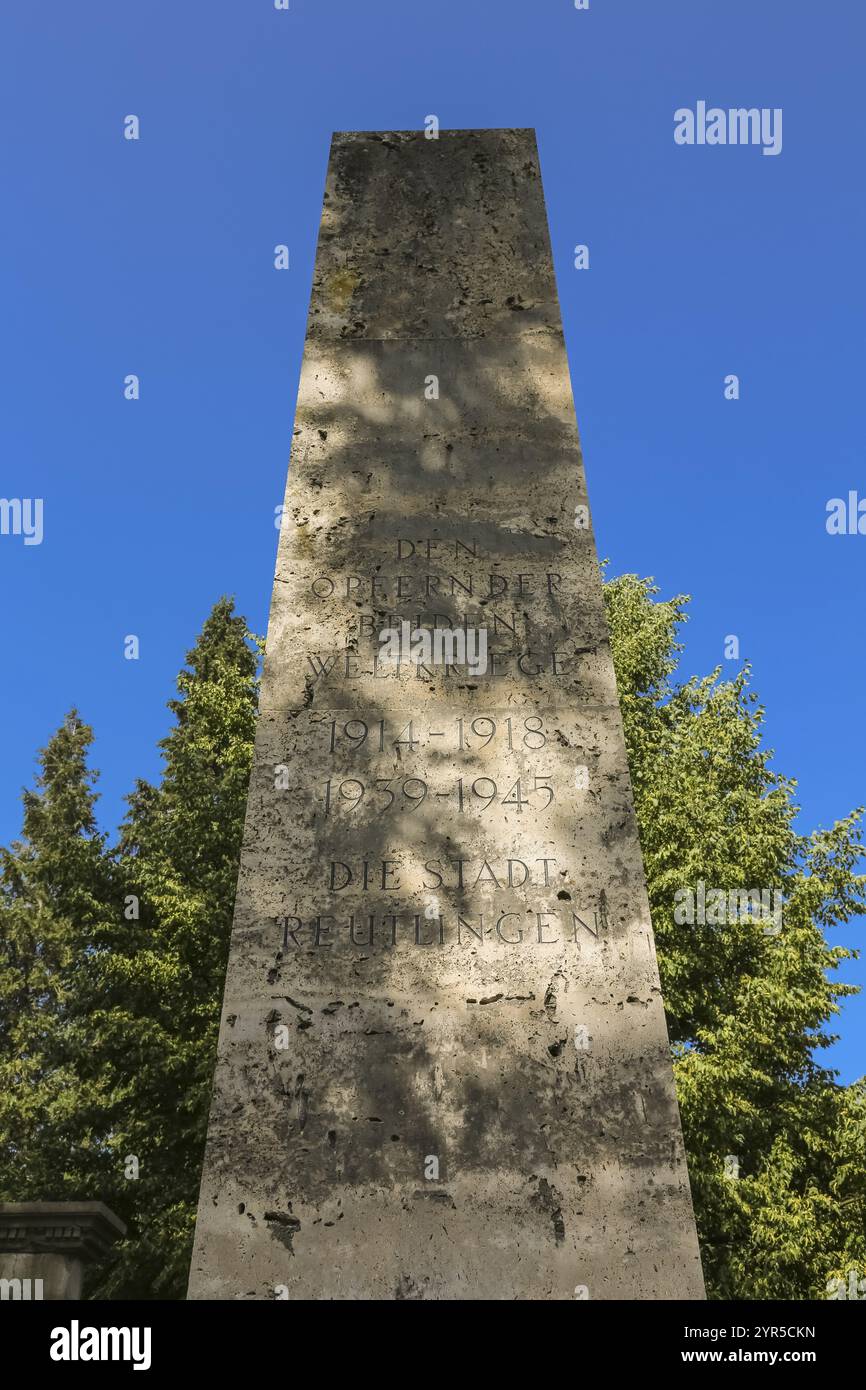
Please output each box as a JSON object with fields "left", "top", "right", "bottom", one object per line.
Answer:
{"left": 91, "top": 597, "right": 259, "bottom": 1296}
{"left": 0, "top": 713, "right": 120, "bottom": 1203}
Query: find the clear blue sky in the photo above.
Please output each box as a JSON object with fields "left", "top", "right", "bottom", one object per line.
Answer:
{"left": 2, "top": 2, "right": 863, "bottom": 1080}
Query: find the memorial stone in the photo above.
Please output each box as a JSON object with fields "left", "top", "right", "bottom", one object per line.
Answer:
{"left": 188, "top": 129, "right": 705, "bottom": 1301}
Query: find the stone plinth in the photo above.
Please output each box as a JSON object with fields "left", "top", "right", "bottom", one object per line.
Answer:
{"left": 0, "top": 1202, "right": 126, "bottom": 1300}
{"left": 188, "top": 129, "right": 706, "bottom": 1301}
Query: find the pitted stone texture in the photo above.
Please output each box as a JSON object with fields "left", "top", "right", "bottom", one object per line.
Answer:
{"left": 308, "top": 130, "right": 561, "bottom": 340}
{"left": 188, "top": 130, "right": 705, "bottom": 1301}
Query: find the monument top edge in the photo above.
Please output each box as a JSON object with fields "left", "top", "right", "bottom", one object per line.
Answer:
{"left": 331, "top": 127, "right": 537, "bottom": 140}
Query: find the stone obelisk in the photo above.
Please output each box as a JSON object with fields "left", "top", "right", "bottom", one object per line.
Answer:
{"left": 188, "top": 129, "right": 705, "bottom": 1300}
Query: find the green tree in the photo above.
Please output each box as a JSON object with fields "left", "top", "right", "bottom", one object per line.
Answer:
{"left": 0, "top": 713, "right": 121, "bottom": 1206}
{"left": 0, "top": 600, "right": 259, "bottom": 1298}
{"left": 605, "top": 573, "right": 866, "bottom": 1299}
{"left": 92, "top": 596, "right": 260, "bottom": 1297}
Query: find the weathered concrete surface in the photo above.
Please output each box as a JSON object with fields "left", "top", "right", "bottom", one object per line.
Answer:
{"left": 188, "top": 130, "right": 705, "bottom": 1301}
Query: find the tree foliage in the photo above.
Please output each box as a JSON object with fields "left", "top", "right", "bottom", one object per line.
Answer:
{"left": 0, "top": 714, "right": 122, "bottom": 1208}
{"left": 0, "top": 583, "right": 862, "bottom": 1299}
{"left": 605, "top": 573, "right": 865, "bottom": 1299}
{"left": 0, "top": 599, "right": 259, "bottom": 1297}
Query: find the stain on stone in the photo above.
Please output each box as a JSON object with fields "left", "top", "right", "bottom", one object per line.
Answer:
{"left": 598, "top": 889, "right": 610, "bottom": 933}
{"left": 395, "top": 1274, "right": 427, "bottom": 1300}
{"left": 324, "top": 267, "right": 362, "bottom": 314}
{"left": 294, "top": 1075, "right": 309, "bottom": 1133}
{"left": 264, "top": 1210, "right": 302, "bottom": 1255}
{"left": 532, "top": 1177, "right": 565, "bottom": 1246}
{"left": 544, "top": 972, "right": 566, "bottom": 1021}
{"left": 277, "top": 996, "right": 309, "bottom": 1021}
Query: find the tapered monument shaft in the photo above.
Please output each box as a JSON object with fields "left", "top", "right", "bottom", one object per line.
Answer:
{"left": 188, "top": 129, "right": 705, "bottom": 1300}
